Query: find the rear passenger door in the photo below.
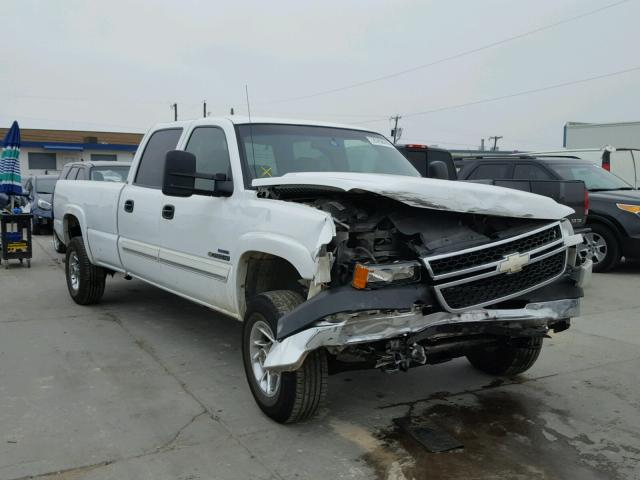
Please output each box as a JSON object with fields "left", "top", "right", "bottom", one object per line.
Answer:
{"left": 118, "top": 128, "right": 183, "bottom": 285}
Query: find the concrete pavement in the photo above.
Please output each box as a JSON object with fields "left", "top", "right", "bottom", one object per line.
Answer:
{"left": 1, "top": 235, "right": 639, "bottom": 479}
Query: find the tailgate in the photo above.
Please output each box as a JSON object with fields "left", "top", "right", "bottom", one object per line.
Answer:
{"left": 493, "top": 179, "right": 587, "bottom": 228}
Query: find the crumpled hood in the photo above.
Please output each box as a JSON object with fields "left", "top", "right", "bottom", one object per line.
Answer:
{"left": 253, "top": 172, "right": 574, "bottom": 220}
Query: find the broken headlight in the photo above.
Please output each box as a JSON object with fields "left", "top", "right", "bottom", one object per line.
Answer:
{"left": 352, "top": 261, "right": 421, "bottom": 289}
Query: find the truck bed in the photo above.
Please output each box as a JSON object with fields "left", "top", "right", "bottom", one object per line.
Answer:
{"left": 53, "top": 180, "right": 125, "bottom": 270}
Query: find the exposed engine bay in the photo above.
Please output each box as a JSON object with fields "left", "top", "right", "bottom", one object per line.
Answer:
{"left": 258, "top": 185, "right": 587, "bottom": 376}
{"left": 265, "top": 187, "right": 552, "bottom": 288}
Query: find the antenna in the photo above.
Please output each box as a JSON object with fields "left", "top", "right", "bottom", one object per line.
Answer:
{"left": 245, "top": 85, "right": 252, "bottom": 121}
{"left": 245, "top": 85, "right": 257, "bottom": 178}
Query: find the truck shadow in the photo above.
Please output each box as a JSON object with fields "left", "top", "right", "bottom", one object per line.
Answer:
{"left": 91, "top": 275, "right": 630, "bottom": 480}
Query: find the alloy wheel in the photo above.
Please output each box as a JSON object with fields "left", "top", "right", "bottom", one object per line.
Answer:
{"left": 578, "top": 232, "right": 608, "bottom": 265}
{"left": 69, "top": 252, "right": 80, "bottom": 291}
{"left": 248, "top": 318, "right": 281, "bottom": 397}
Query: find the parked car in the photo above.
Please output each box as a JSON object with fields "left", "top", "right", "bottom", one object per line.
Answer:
{"left": 23, "top": 175, "right": 58, "bottom": 234}
{"left": 59, "top": 161, "right": 131, "bottom": 182}
{"left": 51, "top": 161, "right": 132, "bottom": 253}
{"left": 529, "top": 148, "right": 640, "bottom": 189}
{"left": 458, "top": 155, "right": 640, "bottom": 272}
{"left": 54, "top": 117, "right": 589, "bottom": 423}
{"left": 397, "top": 145, "right": 588, "bottom": 229}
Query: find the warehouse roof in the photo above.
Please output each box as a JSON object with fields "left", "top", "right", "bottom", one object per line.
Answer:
{"left": 0, "top": 127, "right": 144, "bottom": 152}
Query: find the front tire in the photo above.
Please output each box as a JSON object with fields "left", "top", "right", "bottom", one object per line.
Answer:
{"left": 65, "top": 237, "right": 106, "bottom": 305}
{"left": 242, "top": 290, "right": 328, "bottom": 423}
{"left": 466, "top": 337, "right": 543, "bottom": 376}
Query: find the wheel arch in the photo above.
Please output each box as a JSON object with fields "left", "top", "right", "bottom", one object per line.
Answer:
{"left": 234, "top": 249, "right": 308, "bottom": 319}
{"left": 62, "top": 208, "right": 95, "bottom": 263}
{"left": 586, "top": 213, "right": 625, "bottom": 242}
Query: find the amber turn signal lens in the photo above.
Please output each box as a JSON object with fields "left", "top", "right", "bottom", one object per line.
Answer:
{"left": 616, "top": 203, "right": 640, "bottom": 215}
{"left": 352, "top": 263, "right": 369, "bottom": 289}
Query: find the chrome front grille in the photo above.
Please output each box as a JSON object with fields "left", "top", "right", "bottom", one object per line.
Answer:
{"left": 423, "top": 222, "right": 568, "bottom": 312}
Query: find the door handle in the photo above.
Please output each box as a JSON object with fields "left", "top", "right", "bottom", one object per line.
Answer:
{"left": 162, "top": 204, "right": 175, "bottom": 220}
{"left": 124, "top": 199, "right": 134, "bottom": 213}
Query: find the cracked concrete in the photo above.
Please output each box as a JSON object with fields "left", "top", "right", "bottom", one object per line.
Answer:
{"left": 1, "top": 235, "right": 639, "bottom": 479}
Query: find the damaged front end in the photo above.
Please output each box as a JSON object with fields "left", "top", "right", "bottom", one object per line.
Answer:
{"left": 259, "top": 187, "right": 591, "bottom": 374}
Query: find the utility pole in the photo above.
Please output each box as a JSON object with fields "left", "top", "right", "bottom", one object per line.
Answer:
{"left": 203, "top": 100, "right": 207, "bottom": 118}
{"left": 390, "top": 115, "right": 402, "bottom": 144}
{"left": 171, "top": 103, "right": 178, "bottom": 121}
{"left": 488, "top": 135, "right": 503, "bottom": 151}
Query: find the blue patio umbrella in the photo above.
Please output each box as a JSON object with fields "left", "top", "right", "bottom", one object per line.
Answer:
{"left": 0, "top": 121, "right": 22, "bottom": 208}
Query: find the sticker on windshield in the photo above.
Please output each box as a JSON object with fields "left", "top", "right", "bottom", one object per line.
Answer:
{"left": 366, "top": 136, "right": 394, "bottom": 148}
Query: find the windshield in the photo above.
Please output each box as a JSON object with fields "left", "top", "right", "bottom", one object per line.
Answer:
{"left": 547, "top": 163, "right": 632, "bottom": 191}
{"left": 91, "top": 166, "right": 130, "bottom": 182}
{"left": 237, "top": 124, "right": 420, "bottom": 183}
{"left": 36, "top": 177, "right": 57, "bottom": 194}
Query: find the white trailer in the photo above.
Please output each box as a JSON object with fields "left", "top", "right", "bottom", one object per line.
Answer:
{"left": 564, "top": 121, "right": 640, "bottom": 150}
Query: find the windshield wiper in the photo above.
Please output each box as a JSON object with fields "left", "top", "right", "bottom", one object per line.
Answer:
{"left": 589, "top": 187, "right": 634, "bottom": 192}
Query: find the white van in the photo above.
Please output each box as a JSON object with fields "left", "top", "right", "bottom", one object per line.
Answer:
{"left": 527, "top": 147, "right": 639, "bottom": 189}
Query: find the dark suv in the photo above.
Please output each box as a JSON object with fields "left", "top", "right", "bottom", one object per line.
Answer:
{"left": 23, "top": 175, "right": 58, "bottom": 234}
{"left": 458, "top": 156, "right": 640, "bottom": 272}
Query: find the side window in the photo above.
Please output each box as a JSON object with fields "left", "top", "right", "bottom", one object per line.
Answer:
{"left": 469, "top": 163, "right": 512, "bottom": 180}
{"left": 185, "top": 127, "right": 232, "bottom": 191}
{"left": 134, "top": 129, "right": 183, "bottom": 188}
{"left": 514, "top": 164, "right": 553, "bottom": 180}
{"left": 68, "top": 167, "right": 80, "bottom": 180}
{"left": 60, "top": 165, "right": 72, "bottom": 179}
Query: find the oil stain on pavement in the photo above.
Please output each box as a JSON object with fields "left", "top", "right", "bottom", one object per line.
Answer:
{"left": 357, "top": 389, "right": 638, "bottom": 480}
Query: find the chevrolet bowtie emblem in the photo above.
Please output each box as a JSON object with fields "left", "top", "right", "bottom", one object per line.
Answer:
{"left": 498, "top": 252, "right": 530, "bottom": 274}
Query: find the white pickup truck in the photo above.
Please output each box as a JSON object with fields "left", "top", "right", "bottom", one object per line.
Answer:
{"left": 54, "top": 117, "right": 591, "bottom": 423}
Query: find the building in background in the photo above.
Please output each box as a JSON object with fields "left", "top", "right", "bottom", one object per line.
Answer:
{"left": 564, "top": 121, "right": 640, "bottom": 149}
{"left": 0, "top": 127, "right": 143, "bottom": 176}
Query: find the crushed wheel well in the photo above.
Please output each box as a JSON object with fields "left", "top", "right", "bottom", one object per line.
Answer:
{"left": 241, "top": 252, "right": 305, "bottom": 310}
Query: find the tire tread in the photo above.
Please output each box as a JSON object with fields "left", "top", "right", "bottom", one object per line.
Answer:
{"left": 243, "top": 290, "right": 328, "bottom": 423}
{"left": 66, "top": 237, "right": 106, "bottom": 305}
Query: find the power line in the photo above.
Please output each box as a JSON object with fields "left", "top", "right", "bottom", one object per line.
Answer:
{"left": 258, "top": 0, "right": 633, "bottom": 105}
{"left": 355, "top": 65, "right": 640, "bottom": 124}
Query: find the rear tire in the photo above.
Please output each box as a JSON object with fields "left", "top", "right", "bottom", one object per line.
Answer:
{"left": 242, "top": 290, "right": 328, "bottom": 423}
{"left": 53, "top": 231, "right": 66, "bottom": 254}
{"left": 31, "top": 218, "right": 40, "bottom": 235}
{"left": 65, "top": 237, "right": 106, "bottom": 305}
{"left": 466, "top": 337, "right": 543, "bottom": 376}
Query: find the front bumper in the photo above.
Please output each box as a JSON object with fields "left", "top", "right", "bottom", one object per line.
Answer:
{"left": 32, "top": 208, "right": 52, "bottom": 223}
{"left": 264, "top": 260, "right": 591, "bottom": 372}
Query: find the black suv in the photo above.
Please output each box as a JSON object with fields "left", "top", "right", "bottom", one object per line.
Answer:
{"left": 458, "top": 156, "right": 640, "bottom": 272}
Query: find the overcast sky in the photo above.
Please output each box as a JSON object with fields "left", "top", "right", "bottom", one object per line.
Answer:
{"left": 2, "top": 0, "right": 639, "bottom": 150}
